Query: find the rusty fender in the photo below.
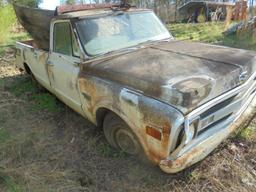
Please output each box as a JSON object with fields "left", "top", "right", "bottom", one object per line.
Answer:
{"left": 160, "top": 93, "right": 256, "bottom": 173}
{"left": 78, "top": 75, "right": 184, "bottom": 164}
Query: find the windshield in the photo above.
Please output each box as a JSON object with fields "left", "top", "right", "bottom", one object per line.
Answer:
{"left": 75, "top": 11, "right": 171, "bottom": 56}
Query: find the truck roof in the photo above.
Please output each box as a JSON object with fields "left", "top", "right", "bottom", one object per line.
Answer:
{"left": 13, "top": 3, "right": 150, "bottom": 50}
{"left": 57, "top": 4, "right": 150, "bottom": 19}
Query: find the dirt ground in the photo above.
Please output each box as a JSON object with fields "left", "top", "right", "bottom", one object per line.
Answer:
{"left": 0, "top": 49, "right": 256, "bottom": 192}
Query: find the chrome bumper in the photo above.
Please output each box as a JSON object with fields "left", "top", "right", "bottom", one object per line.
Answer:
{"left": 159, "top": 72, "right": 256, "bottom": 173}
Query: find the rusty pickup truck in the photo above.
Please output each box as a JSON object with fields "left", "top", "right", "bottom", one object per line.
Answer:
{"left": 15, "top": 4, "right": 256, "bottom": 173}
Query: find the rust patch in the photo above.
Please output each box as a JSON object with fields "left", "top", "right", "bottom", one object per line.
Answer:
{"left": 82, "top": 92, "right": 92, "bottom": 101}
{"left": 147, "top": 148, "right": 166, "bottom": 164}
{"left": 57, "top": 3, "right": 118, "bottom": 14}
{"left": 161, "top": 122, "right": 172, "bottom": 158}
{"left": 47, "top": 65, "right": 54, "bottom": 81}
{"left": 39, "top": 52, "right": 48, "bottom": 64}
{"left": 162, "top": 122, "right": 171, "bottom": 136}
{"left": 143, "top": 122, "right": 173, "bottom": 164}
{"left": 161, "top": 147, "right": 201, "bottom": 168}
{"left": 79, "top": 78, "right": 97, "bottom": 114}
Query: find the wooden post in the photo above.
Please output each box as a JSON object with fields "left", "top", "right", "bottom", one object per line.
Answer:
{"left": 241, "top": 0, "right": 248, "bottom": 20}
{"left": 226, "top": 5, "right": 233, "bottom": 28}
{"left": 234, "top": 0, "right": 248, "bottom": 21}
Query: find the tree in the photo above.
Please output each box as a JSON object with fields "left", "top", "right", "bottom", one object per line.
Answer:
{"left": 66, "top": 0, "right": 76, "bottom": 5}
{"left": 12, "top": 0, "right": 42, "bottom": 7}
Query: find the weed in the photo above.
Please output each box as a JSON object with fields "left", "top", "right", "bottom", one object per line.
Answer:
{"left": 9, "top": 78, "right": 37, "bottom": 98}
{"left": 0, "top": 172, "right": 17, "bottom": 192}
{"left": 0, "top": 78, "right": 4, "bottom": 90}
{"left": 31, "top": 93, "right": 59, "bottom": 112}
{"left": 0, "top": 5, "right": 16, "bottom": 44}
{"left": 0, "top": 5, "right": 29, "bottom": 57}
{"left": 99, "top": 143, "right": 127, "bottom": 158}
{"left": 237, "top": 126, "right": 256, "bottom": 142}
{"left": 189, "top": 169, "right": 201, "bottom": 181}
{"left": 0, "top": 128, "right": 9, "bottom": 143}
{"left": 9, "top": 77, "right": 60, "bottom": 112}
{"left": 0, "top": 47, "right": 5, "bottom": 56}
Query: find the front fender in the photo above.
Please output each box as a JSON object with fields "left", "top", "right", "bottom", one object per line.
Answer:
{"left": 78, "top": 75, "right": 184, "bottom": 163}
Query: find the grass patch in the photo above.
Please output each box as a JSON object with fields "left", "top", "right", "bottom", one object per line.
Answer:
{"left": 0, "top": 128, "right": 10, "bottom": 143}
{"left": 169, "top": 22, "right": 256, "bottom": 51}
{"left": 31, "top": 93, "right": 60, "bottom": 112}
{"left": 9, "top": 77, "right": 60, "bottom": 112}
{"left": 0, "top": 172, "right": 18, "bottom": 192}
{"left": 0, "top": 32, "right": 30, "bottom": 57}
{"left": 0, "top": 79, "right": 4, "bottom": 90}
{"left": 99, "top": 143, "right": 127, "bottom": 158}
{"left": 9, "top": 78, "right": 37, "bottom": 98}
{"left": 0, "top": 5, "right": 30, "bottom": 56}
{"left": 169, "top": 22, "right": 224, "bottom": 43}
{"left": 237, "top": 126, "right": 256, "bottom": 142}
{"left": 0, "top": 5, "right": 16, "bottom": 44}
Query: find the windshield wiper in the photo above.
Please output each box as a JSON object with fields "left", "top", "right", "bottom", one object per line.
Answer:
{"left": 137, "top": 38, "right": 171, "bottom": 47}
{"left": 98, "top": 46, "right": 138, "bottom": 57}
{"left": 95, "top": 38, "right": 170, "bottom": 57}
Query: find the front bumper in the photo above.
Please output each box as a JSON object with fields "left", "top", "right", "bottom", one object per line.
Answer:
{"left": 159, "top": 73, "right": 256, "bottom": 174}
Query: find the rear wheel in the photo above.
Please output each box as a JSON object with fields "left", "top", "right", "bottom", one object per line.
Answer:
{"left": 103, "top": 112, "right": 144, "bottom": 157}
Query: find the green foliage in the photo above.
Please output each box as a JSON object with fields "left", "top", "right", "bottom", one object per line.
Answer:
{"left": 65, "top": 0, "right": 76, "bottom": 5}
{"left": 10, "top": 78, "right": 37, "bottom": 97}
{"left": 9, "top": 78, "right": 60, "bottom": 112}
{"left": 0, "top": 128, "right": 9, "bottom": 143}
{"left": 0, "top": 79, "right": 4, "bottom": 90}
{"left": 99, "top": 143, "right": 127, "bottom": 158}
{"left": 169, "top": 22, "right": 256, "bottom": 51}
{"left": 31, "top": 93, "right": 59, "bottom": 112}
{"left": 12, "top": 0, "right": 42, "bottom": 7}
{"left": 237, "top": 126, "right": 256, "bottom": 142}
{"left": 0, "top": 4, "right": 29, "bottom": 54}
{"left": 0, "top": 172, "right": 17, "bottom": 192}
{"left": 0, "top": 5, "right": 16, "bottom": 44}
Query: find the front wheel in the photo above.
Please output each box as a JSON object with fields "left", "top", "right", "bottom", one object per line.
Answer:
{"left": 103, "top": 112, "right": 144, "bottom": 157}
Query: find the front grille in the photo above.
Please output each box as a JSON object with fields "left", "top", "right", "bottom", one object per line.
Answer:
{"left": 198, "top": 113, "right": 233, "bottom": 135}
{"left": 200, "top": 95, "right": 237, "bottom": 119}
{"left": 172, "top": 72, "right": 256, "bottom": 155}
{"left": 190, "top": 72, "right": 256, "bottom": 135}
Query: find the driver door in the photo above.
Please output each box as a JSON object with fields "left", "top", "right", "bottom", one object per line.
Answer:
{"left": 48, "top": 21, "right": 83, "bottom": 114}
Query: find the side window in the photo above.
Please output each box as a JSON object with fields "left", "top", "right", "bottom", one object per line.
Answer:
{"left": 54, "top": 22, "right": 80, "bottom": 57}
{"left": 54, "top": 22, "right": 72, "bottom": 56}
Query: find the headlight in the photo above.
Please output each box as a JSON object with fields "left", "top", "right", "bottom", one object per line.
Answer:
{"left": 184, "top": 119, "right": 198, "bottom": 144}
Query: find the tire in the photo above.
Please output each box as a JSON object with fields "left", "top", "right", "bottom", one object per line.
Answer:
{"left": 103, "top": 112, "right": 144, "bottom": 157}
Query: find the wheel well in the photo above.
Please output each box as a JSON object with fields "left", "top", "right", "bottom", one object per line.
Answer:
{"left": 96, "top": 108, "right": 111, "bottom": 128}
{"left": 23, "top": 63, "right": 31, "bottom": 74}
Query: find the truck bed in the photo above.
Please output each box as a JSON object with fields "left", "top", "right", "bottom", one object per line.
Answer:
{"left": 16, "top": 40, "right": 50, "bottom": 90}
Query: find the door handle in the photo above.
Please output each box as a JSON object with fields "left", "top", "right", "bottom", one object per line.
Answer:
{"left": 47, "top": 61, "right": 54, "bottom": 66}
{"left": 73, "top": 62, "right": 80, "bottom": 67}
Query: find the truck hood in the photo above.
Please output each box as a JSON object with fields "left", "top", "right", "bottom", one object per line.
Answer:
{"left": 83, "top": 40, "right": 256, "bottom": 114}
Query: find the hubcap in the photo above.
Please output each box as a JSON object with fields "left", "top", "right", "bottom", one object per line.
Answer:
{"left": 115, "top": 128, "right": 139, "bottom": 155}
